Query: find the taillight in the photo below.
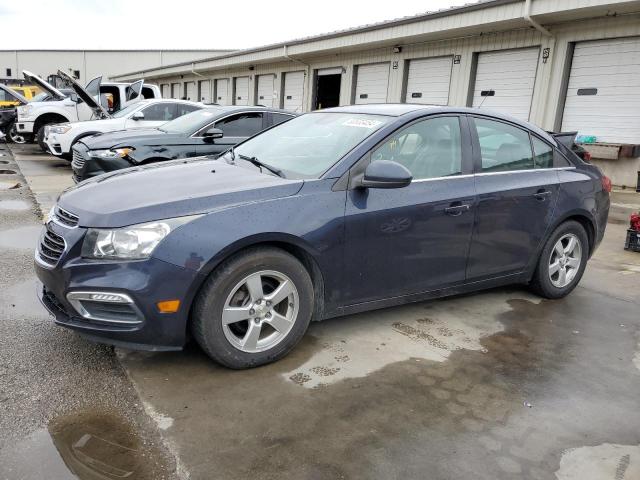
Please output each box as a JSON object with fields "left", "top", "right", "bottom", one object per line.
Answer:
{"left": 583, "top": 151, "right": 592, "bottom": 162}
{"left": 601, "top": 175, "right": 612, "bottom": 193}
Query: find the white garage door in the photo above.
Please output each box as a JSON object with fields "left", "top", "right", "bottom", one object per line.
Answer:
{"left": 472, "top": 48, "right": 540, "bottom": 121}
{"left": 198, "top": 80, "right": 211, "bottom": 103}
{"left": 256, "top": 74, "right": 276, "bottom": 107}
{"left": 161, "top": 84, "right": 170, "bottom": 99}
{"left": 355, "top": 63, "right": 390, "bottom": 104}
{"left": 185, "top": 82, "right": 196, "bottom": 101}
{"left": 215, "top": 78, "right": 230, "bottom": 105}
{"left": 171, "top": 83, "right": 181, "bottom": 99}
{"left": 235, "top": 77, "right": 250, "bottom": 106}
{"left": 405, "top": 56, "right": 452, "bottom": 105}
{"left": 562, "top": 37, "right": 640, "bottom": 144}
{"left": 283, "top": 71, "right": 304, "bottom": 112}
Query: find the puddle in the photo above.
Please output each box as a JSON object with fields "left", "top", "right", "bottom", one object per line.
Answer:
{"left": 556, "top": 443, "right": 640, "bottom": 479}
{"left": 0, "top": 411, "right": 174, "bottom": 480}
{"left": 0, "top": 160, "right": 9, "bottom": 164}
{"left": 284, "top": 290, "right": 540, "bottom": 388}
{"left": 0, "top": 199, "right": 31, "bottom": 211}
{"left": 0, "top": 169, "right": 16, "bottom": 174}
{"left": 0, "top": 225, "right": 43, "bottom": 250}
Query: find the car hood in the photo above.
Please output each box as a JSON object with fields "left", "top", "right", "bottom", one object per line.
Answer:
{"left": 58, "top": 158, "right": 304, "bottom": 228}
{"left": 71, "top": 117, "right": 125, "bottom": 132}
{"left": 57, "top": 70, "right": 111, "bottom": 119}
{"left": 79, "top": 128, "right": 171, "bottom": 149}
{"left": 0, "top": 84, "right": 28, "bottom": 105}
{"left": 22, "top": 70, "right": 66, "bottom": 100}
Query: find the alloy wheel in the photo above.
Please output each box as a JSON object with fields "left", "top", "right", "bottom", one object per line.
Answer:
{"left": 548, "top": 233, "right": 582, "bottom": 288}
{"left": 222, "top": 270, "right": 299, "bottom": 353}
{"left": 9, "top": 125, "right": 26, "bottom": 144}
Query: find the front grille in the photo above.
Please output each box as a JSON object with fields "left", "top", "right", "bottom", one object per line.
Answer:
{"left": 71, "top": 147, "right": 85, "bottom": 170}
{"left": 37, "top": 226, "right": 66, "bottom": 267}
{"left": 55, "top": 206, "right": 79, "bottom": 227}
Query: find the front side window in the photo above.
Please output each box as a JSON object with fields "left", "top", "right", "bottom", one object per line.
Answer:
{"left": 231, "top": 112, "right": 393, "bottom": 179}
{"left": 475, "top": 118, "right": 533, "bottom": 172}
{"left": 215, "top": 113, "right": 263, "bottom": 137}
{"left": 532, "top": 136, "right": 553, "bottom": 169}
{"left": 141, "top": 103, "right": 177, "bottom": 121}
{"left": 372, "top": 116, "right": 462, "bottom": 180}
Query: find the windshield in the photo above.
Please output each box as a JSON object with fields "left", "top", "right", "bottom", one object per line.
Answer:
{"left": 230, "top": 113, "right": 392, "bottom": 178}
{"left": 160, "top": 109, "right": 219, "bottom": 134}
{"left": 31, "top": 92, "right": 50, "bottom": 102}
{"left": 112, "top": 102, "right": 143, "bottom": 119}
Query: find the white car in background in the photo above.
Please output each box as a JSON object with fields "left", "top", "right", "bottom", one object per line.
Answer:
{"left": 45, "top": 99, "right": 203, "bottom": 159}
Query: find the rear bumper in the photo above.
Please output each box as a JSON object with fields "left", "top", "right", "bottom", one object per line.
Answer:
{"left": 35, "top": 249, "right": 204, "bottom": 351}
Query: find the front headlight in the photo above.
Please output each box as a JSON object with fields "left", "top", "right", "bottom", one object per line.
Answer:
{"left": 48, "top": 124, "right": 72, "bottom": 135}
{"left": 89, "top": 147, "right": 133, "bottom": 159}
{"left": 17, "top": 105, "right": 32, "bottom": 117}
{"left": 81, "top": 215, "right": 200, "bottom": 260}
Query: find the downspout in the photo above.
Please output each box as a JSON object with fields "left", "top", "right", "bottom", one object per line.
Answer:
{"left": 191, "top": 62, "right": 205, "bottom": 78}
{"left": 524, "top": 0, "right": 553, "bottom": 36}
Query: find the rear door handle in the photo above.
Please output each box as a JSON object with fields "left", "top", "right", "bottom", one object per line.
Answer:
{"left": 444, "top": 204, "right": 470, "bottom": 216}
{"left": 533, "top": 189, "right": 552, "bottom": 201}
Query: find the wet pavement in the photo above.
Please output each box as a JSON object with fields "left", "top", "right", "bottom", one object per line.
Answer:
{"left": 2, "top": 142, "right": 640, "bottom": 479}
{"left": 0, "top": 143, "right": 177, "bottom": 479}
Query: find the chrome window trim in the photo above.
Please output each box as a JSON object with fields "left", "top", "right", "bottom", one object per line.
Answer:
{"left": 190, "top": 110, "right": 266, "bottom": 139}
{"left": 409, "top": 166, "right": 575, "bottom": 183}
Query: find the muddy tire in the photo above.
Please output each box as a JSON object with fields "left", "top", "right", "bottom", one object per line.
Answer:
{"left": 530, "top": 220, "right": 589, "bottom": 299}
{"left": 7, "top": 122, "right": 27, "bottom": 144}
{"left": 192, "top": 247, "right": 314, "bottom": 369}
{"left": 36, "top": 125, "right": 49, "bottom": 151}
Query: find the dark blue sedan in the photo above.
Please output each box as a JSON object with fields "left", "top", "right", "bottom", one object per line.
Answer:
{"left": 35, "top": 104, "right": 610, "bottom": 368}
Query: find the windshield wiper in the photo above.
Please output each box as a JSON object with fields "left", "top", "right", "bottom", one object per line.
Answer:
{"left": 238, "top": 154, "right": 284, "bottom": 178}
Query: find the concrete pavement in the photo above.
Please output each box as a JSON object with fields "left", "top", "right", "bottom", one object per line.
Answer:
{"left": 2, "top": 142, "right": 640, "bottom": 479}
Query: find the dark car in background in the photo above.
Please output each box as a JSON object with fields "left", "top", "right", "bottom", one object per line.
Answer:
{"left": 71, "top": 106, "right": 296, "bottom": 182}
{"left": 36, "top": 105, "right": 610, "bottom": 369}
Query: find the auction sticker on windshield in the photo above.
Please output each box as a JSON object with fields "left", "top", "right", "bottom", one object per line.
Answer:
{"left": 342, "top": 118, "right": 383, "bottom": 128}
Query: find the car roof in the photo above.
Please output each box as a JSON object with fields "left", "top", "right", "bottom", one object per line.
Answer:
{"left": 200, "top": 105, "right": 296, "bottom": 115}
{"left": 319, "top": 104, "right": 554, "bottom": 144}
{"left": 135, "top": 98, "right": 201, "bottom": 106}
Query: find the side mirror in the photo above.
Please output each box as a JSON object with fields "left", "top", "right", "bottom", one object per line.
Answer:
{"left": 203, "top": 127, "right": 223, "bottom": 140}
{"left": 131, "top": 111, "right": 145, "bottom": 121}
{"left": 359, "top": 160, "right": 412, "bottom": 189}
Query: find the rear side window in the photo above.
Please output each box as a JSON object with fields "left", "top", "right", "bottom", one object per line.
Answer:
{"left": 214, "top": 113, "right": 263, "bottom": 137}
{"left": 532, "top": 136, "right": 553, "bottom": 169}
{"left": 475, "top": 118, "right": 533, "bottom": 172}
{"left": 177, "top": 104, "right": 201, "bottom": 117}
{"left": 272, "top": 113, "right": 294, "bottom": 126}
{"left": 141, "top": 103, "right": 177, "bottom": 121}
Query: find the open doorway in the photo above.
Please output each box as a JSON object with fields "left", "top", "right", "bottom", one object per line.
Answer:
{"left": 314, "top": 68, "right": 342, "bottom": 110}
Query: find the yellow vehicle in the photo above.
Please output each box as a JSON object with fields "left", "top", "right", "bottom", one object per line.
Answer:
{"left": 0, "top": 85, "right": 40, "bottom": 107}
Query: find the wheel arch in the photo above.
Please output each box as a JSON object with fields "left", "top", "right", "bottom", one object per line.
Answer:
{"left": 71, "top": 131, "right": 101, "bottom": 146}
{"left": 34, "top": 112, "right": 70, "bottom": 132}
{"left": 550, "top": 210, "right": 596, "bottom": 256}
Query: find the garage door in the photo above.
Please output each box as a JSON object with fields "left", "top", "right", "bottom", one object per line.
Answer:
{"left": 471, "top": 48, "right": 540, "bottom": 121}
{"left": 234, "top": 77, "right": 249, "bottom": 106}
{"left": 354, "top": 63, "right": 390, "bottom": 104}
{"left": 171, "top": 83, "right": 182, "bottom": 99}
{"left": 404, "top": 56, "right": 452, "bottom": 105}
{"left": 256, "top": 74, "right": 276, "bottom": 107}
{"left": 562, "top": 37, "right": 640, "bottom": 143}
{"left": 198, "top": 80, "right": 211, "bottom": 103}
{"left": 185, "top": 82, "right": 196, "bottom": 101}
{"left": 161, "top": 84, "right": 170, "bottom": 99}
{"left": 283, "top": 71, "right": 304, "bottom": 112}
{"left": 215, "top": 78, "right": 229, "bottom": 105}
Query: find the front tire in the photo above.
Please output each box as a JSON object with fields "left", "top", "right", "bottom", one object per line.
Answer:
{"left": 530, "top": 220, "right": 589, "bottom": 299}
{"left": 36, "top": 124, "right": 49, "bottom": 151}
{"left": 7, "top": 122, "right": 27, "bottom": 144}
{"left": 192, "top": 247, "right": 314, "bottom": 369}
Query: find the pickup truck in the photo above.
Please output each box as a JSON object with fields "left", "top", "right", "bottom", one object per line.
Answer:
{"left": 15, "top": 70, "right": 161, "bottom": 149}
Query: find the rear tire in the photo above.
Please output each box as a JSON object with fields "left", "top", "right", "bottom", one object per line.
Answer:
{"left": 530, "top": 220, "right": 589, "bottom": 299}
{"left": 192, "top": 247, "right": 314, "bottom": 369}
{"left": 7, "top": 122, "right": 26, "bottom": 144}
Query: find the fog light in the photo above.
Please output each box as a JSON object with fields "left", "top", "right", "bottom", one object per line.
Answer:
{"left": 157, "top": 300, "right": 180, "bottom": 313}
{"left": 89, "top": 293, "right": 129, "bottom": 303}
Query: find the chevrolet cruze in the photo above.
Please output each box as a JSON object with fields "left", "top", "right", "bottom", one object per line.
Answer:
{"left": 35, "top": 105, "right": 610, "bottom": 368}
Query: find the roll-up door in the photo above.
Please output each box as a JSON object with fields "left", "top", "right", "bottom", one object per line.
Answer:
{"left": 562, "top": 37, "right": 640, "bottom": 143}
{"left": 471, "top": 48, "right": 540, "bottom": 121}
{"left": 185, "top": 82, "right": 196, "bottom": 101}
{"left": 354, "top": 63, "right": 390, "bottom": 105}
{"left": 161, "top": 84, "right": 170, "bottom": 99}
{"left": 215, "top": 78, "right": 229, "bottom": 105}
{"left": 283, "top": 71, "right": 304, "bottom": 112}
{"left": 171, "top": 83, "right": 182, "bottom": 99}
{"left": 404, "top": 57, "right": 452, "bottom": 105}
{"left": 198, "top": 80, "right": 211, "bottom": 103}
{"left": 234, "top": 77, "right": 249, "bottom": 106}
{"left": 256, "top": 74, "right": 276, "bottom": 107}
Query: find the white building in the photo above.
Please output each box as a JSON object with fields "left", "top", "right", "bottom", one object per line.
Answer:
{"left": 0, "top": 49, "right": 233, "bottom": 86}
{"left": 111, "top": 0, "right": 640, "bottom": 188}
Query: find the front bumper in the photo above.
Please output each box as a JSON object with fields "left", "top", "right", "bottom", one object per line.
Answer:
{"left": 34, "top": 220, "right": 204, "bottom": 351}
{"left": 44, "top": 132, "right": 64, "bottom": 156}
{"left": 16, "top": 120, "right": 34, "bottom": 133}
{"left": 72, "top": 143, "right": 131, "bottom": 183}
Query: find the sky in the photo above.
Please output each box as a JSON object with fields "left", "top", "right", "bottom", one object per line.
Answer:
{"left": 0, "top": 0, "right": 467, "bottom": 51}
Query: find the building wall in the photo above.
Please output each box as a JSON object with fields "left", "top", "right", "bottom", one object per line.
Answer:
{"left": 0, "top": 50, "right": 231, "bottom": 84}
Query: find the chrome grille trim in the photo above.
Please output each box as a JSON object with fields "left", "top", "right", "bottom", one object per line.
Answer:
{"left": 55, "top": 206, "right": 79, "bottom": 227}
{"left": 36, "top": 226, "right": 66, "bottom": 267}
{"left": 71, "top": 147, "right": 85, "bottom": 170}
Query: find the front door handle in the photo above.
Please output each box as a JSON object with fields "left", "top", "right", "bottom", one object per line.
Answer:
{"left": 444, "top": 204, "right": 470, "bottom": 216}
{"left": 533, "top": 189, "right": 552, "bottom": 201}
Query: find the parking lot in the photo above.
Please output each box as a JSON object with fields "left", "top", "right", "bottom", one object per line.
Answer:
{"left": 1, "top": 142, "right": 639, "bottom": 479}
